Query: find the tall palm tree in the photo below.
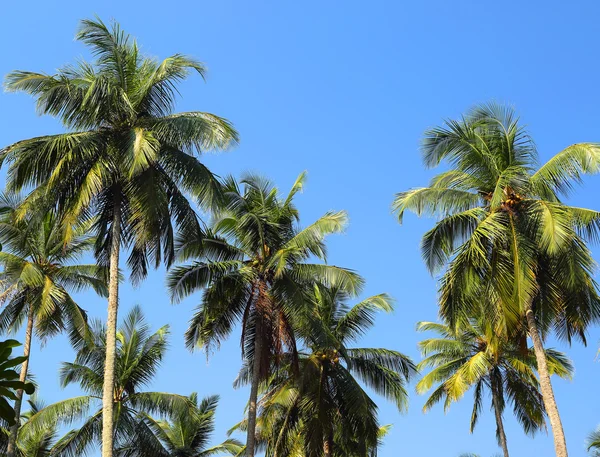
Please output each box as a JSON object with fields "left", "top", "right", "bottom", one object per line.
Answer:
{"left": 236, "top": 284, "right": 415, "bottom": 457}
{"left": 0, "top": 194, "right": 107, "bottom": 457}
{"left": 2, "top": 18, "right": 238, "bottom": 457}
{"left": 167, "top": 173, "right": 363, "bottom": 457}
{"left": 1, "top": 397, "right": 60, "bottom": 457}
{"left": 417, "top": 319, "right": 572, "bottom": 457}
{"left": 132, "top": 393, "right": 242, "bottom": 457}
{"left": 393, "top": 103, "right": 600, "bottom": 457}
{"left": 21, "top": 306, "right": 192, "bottom": 457}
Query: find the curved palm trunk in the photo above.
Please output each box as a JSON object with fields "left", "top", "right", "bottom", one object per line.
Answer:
{"left": 6, "top": 303, "right": 35, "bottom": 457}
{"left": 246, "top": 326, "right": 263, "bottom": 457}
{"left": 525, "top": 304, "right": 568, "bottom": 457}
{"left": 490, "top": 375, "right": 510, "bottom": 457}
{"left": 101, "top": 203, "right": 122, "bottom": 457}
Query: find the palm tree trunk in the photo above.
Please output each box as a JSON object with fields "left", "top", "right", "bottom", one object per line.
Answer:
{"left": 490, "top": 375, "right": 510, "bottom": 457}
{"left": 525, "top": 303, "right": 568, "bottom": 457}
{"left": 246, "top": 327, "right": 262, "bottom": 457}
{"left": 6, "top": 303, "right": 34, "bottom": 457}
{"left": 101, "top": 202, "right": 122, "bottom": 457}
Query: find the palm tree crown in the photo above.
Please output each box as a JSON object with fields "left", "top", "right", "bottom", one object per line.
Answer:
{"left": 243, "top": 284, "right": 416, "bottom": 457}
{"left": 393, "top": 103, "right": 600, "bottom": 337}
{"left": 139, "top": 393, "right": 242, "bottom": 457}
{"left": 23, "top": 306, "right": 192, "bottom": 457}
{"left": 2, "top": 17, "right": 237, "bottom": 278}
{"left": 0, "top": 194, "right": 106, "bottom": 345}
{"left": 0, "top": 398, "right": 60, "bottom": 457}
{"left": 417, "top": 319, "right": 572, "bottom": 456}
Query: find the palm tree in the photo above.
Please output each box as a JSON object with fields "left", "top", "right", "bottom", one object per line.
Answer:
{"left": 2, "top": 18, "right": 238, "bottom": 457}
{"left": 0, "top": 194, "right": 107, "bottom": 457}
{"left": 1, "top": 397, "right": 60, "bottom": 457}
{"left": 236, "top": 284, "right": 416, "bottom": 457}
{"left": 417, "top": 319, "right": 572, "bottom": 457}
{"left": 167, "top": 172, "right": 363, "bottom": 457}
{"left": 393, "top": 103, "right": 600, "bottom": 457}
{"left": 132, "top": 393, "right": 242, "bottom": 457}
{"left": 21, "top": 305, "right": 192, "bottom": 457}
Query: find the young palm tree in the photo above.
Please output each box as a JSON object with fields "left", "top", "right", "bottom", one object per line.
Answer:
{"left": 167, "top": 173, "right": 363, "bottom": 457}
{"left": 21, "top": 306, "right": 192, "bottom": 457}
{"left": 132, "top": 393, "right": 242, "bottom": 457}
{"left": 2, "top": 18, "right": 238, "bottom": 457}
{"left": 0, "top": 194, "right": 107, "bottom": 457}
{"left": 236, "top": 284, "right": 416, "bottom": 457}
{"left": 1, "top": 398, "right": 60, "bottom": 457}
{"left": 417, "top": 319, "right": 572, "bottom": 457}
{"left": 393, "top": 103, "right": 600, "bottom": 457}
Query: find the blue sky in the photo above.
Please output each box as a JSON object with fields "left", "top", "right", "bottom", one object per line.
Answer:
{"left": 1, "top": 1, "right": 600, "bottom": 456}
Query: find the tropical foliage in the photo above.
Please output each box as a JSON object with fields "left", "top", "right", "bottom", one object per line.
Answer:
{"left": 588, "top": 429, "right": 600, "bottom": 457}
{"left": 0, "top": 192, "right": 107, "bottom": 456}
{"left": 235, "top": 283, "right": 415, "bottom": 457}
{"left": 394, "top": 103, "right": 600, "bottom": 457}
{"left": 137, "top": 393, "right": 243, "bottom": 457}
{"left": 417, "top": 319, "right": 572, "bottom": 457}
{"left": 0, "top": 340, "right": 34, "bottom": 426}
{"left": 1, "top": 16, "right": 238, "bottom": 457}
{"left": 1, "top": 398, "right": 59, "bottom": 457}
{"left": 21, "top": 306, "right": 192, "bottom": 456}
{"left": 167, "top": 172, "right": 363, "bottom": 456}
{"left": 1, "top": 15, "right": 600, "bottom": 457}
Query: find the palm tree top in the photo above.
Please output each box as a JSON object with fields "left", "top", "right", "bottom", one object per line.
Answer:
{"left": 5, "top": 17, "right": 232, "bottom": 135}
{"left": 168, "top": 172, "right": 364, "bottom": 353}
{"left": 393, "top": 103, "right": 600, "bottom": 227}
{"left": 141, "top": 393, "right": 242, "bottom": 457}
{"left": 1, "top": 17, "right": 239, "bottom": 283}
{"left": 416, "top": 318, "right": 573, "bottom": 434}
{"left": 0, "top": 194, "right": 107, "bottom": 345}
{"left": 60, "top": 305, "right": 169, "bottom": 399}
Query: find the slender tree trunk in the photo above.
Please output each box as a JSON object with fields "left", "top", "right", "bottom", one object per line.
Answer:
{"left": 490, "top": 375, "right": 510, "bottom": 457}
{"left": 525, "top": 303, "right": 568, "bottom": 457}
{"left": 101, "top": 202, "right": 122, "bottom": 457}
{"left": 6, "top": 303, "right": 34, "bottom": 457}
{"left": 246, "top": 324, "right": 263, "bottom": 457}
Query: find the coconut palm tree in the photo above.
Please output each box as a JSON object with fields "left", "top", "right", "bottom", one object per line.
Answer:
{"left": 235, "top": 284, "right": 415, "bottom": 457}
{"left": 130, "top": 393, "right": 242, "bottom": 457}
{"left": 167, "top": 173, "right": 363, "bottom": 457}
{"left": 21, "top": 306, "right": 192, "bottom": 457}
{"left": 0, "top": 397, "right": 60, "bottom": 457}
{"left": 0, "top": 193, "right": 107, "bottom": 457}
{"left": 417, "top": 319, "right": 572, "bottom": 457}
{"left": 393, "top": 103, "right": 600, "bottom": 457}
{"left": 2, "top": 18, "right": 238, "bottom": 457}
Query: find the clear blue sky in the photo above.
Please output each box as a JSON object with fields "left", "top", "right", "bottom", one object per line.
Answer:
{"left": 1, "top": 1, "right": 600, "bottom": 456}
